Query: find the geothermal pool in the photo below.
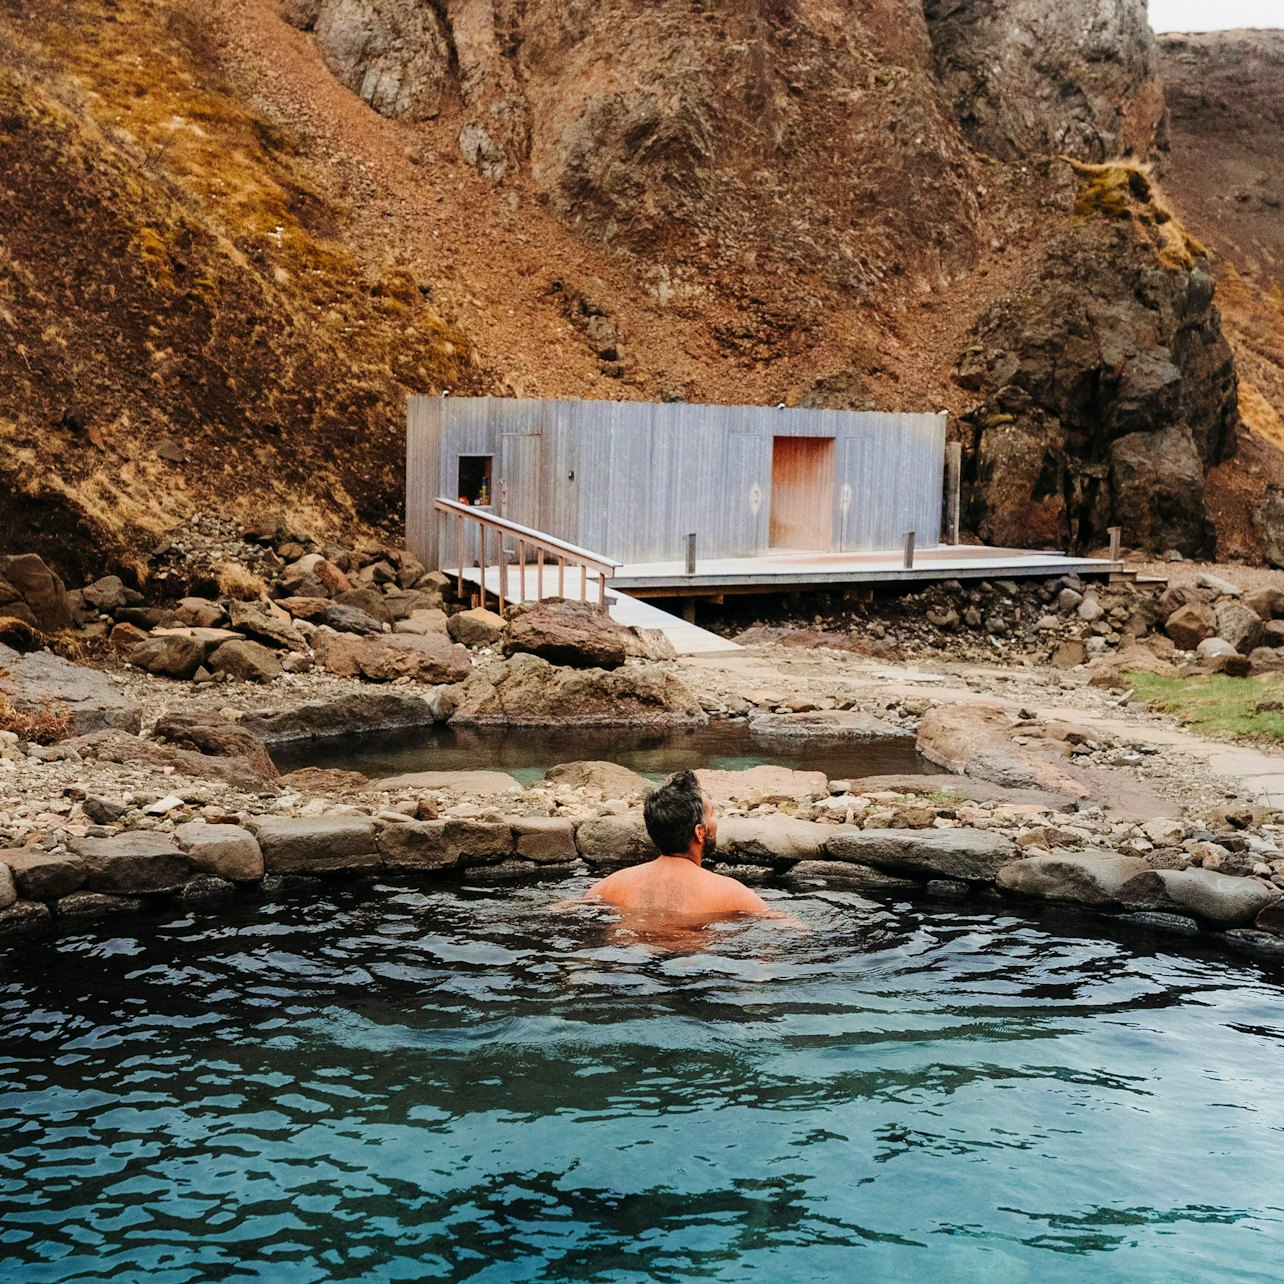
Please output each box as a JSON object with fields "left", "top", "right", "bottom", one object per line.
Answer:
{"left": 269, "top": 721, "right": 930, "bottom": 785}
{"left": 2, "top": 880, "right": 1282, "bottom": 1281}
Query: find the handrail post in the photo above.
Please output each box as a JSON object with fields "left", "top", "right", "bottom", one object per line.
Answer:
{"left": 686, "top": 533, "right": 697, "bottom": 575}
{"left": 519, "top": 539, "right": 527, "bottom": 603}
{"left": 456, "top": 514, "right": 464, "bottom": 598}
{"left": 558, "top": 557, "right": 565, "bottom": 598}
{"left": 580, "top": 564, "right": 587, "bottom": 602}
{"left": 903, "top": 530, "right": 916, "bottom": 570}
{"left": 478, "top": 525, "right": 487, "bottom": 610}
{"left": 497, "top": 543, "right": 506, "bottom": 614}
{"left": 1108, "top": 526, "right": 1121, "bottom": 563}
{"left": 598, "top": 569, "right": 607, "bottom": 608}
{"left": 537, "top": 549, "right": 545, "bottom": 600}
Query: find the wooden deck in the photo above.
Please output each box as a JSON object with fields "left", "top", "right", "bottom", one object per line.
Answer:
{"left": 611, "top": 545, "right": 1121, "bottom": 597}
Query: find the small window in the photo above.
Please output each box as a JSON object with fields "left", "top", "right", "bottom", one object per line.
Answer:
{"left": 457, "top": 455, "right": 493, "bottom": 506}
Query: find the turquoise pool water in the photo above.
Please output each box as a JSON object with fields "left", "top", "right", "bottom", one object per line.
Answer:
{"left": 2, "top": 881, "right": 1282, "bottom": 1282}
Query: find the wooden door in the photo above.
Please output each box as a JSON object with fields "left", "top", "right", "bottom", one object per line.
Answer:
{"left": 769, "top": 437, "right": 836, "bottom": 550}
{"left": 727, "top": 432, "right": 770, "bottom": 556}
{"left": 499, "top": 432, "right": 542, "bottom": 560}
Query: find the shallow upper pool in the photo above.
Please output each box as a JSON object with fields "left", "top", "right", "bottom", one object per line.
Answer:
{"left": 269, "top": 721, "right": 930, "bottom": 786}
{"left": 2, "top": 881, "right": 1282, "bottom": 1281}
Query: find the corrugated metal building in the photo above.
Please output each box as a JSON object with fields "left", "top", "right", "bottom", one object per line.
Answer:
{"left": 407, "top": 396, "right": 947, "bottom": 569}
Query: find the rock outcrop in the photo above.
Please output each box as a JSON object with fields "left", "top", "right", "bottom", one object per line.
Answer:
{"left": 923, "top": 0, "right": 1163, "bottom": 162}
{"left": 958, "top": 170, "right": 1239, "bottom": 555}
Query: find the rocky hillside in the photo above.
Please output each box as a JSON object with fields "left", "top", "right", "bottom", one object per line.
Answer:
{"left": 1156, "top": 29, "right": 1284, "bottom": 560}
{"left": 0, "top": 0, "right": 1277, "bottom": 579}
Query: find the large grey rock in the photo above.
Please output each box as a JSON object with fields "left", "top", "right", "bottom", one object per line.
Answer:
{"left": 456, "top": 653, "right": 705, "bottom": 725}
{"left": 311, "top": 0, "right": 452, "bottom": 121}
{"left": 314, "top": 631, "right": 471, "bottom": 683}
{"left": 924, "top": 0, "right": 1161, "bottom": 162}
{"left": 377, "top": 820, "right": 459, "bottom": 871}
{"left": 783, "top": 860, "right": 917, "bottom": 891}
{"left": 70, "top": 729, "right": 271, "bottom": 792}
{"left": 0, "top": 646, "right": 142, "bottom": 734}
{"left": 543, "top": 760, "right": 652, "bottom": 800}
{"left": 697, "top": 766, "right": 829, "bottom": 808}
{"left": 322, "top": 603, "right": 386, "bottom": 635}
{"left": 748, "top": 709, "right": 903, "bottom": 740}
{"left": 173, "top": 822, "right": 264, "bottom": 882}
{"left": 716, "top": 816, "right": 837, "bottom": 866}
{"left": 73, "top": 832, "right": 190, "bottom": 893}
{"left": 825, "top": 828, "right": 1017, "bottom": 881}
{"left": 82, "top": 575, "right": 127, "bottom": 612}
{"left": 513, "top": 818, "right": 578, "bottom": 864}
{"left": 447, "top": 607, "right": 507, "bottom": 648}
{"left": 503, "top": 598, "right": 638, "bottom": 670}
{"left": 209, "top": 640, "right": 284, "bottom": 683}
{"left": 0, "top": 862, "right": 14, "bottom": 910}
{"left": 249, "top": 815, "right": 379, "bottom": 873}
{"left": 1120, "top": 867, "right": 1279, "bottom": 927}
{"left": 127, "top": 634, "right": 206, "bottom": 679}
{"left": 576, "top": 814, "right": 654, "bottom": 868}
{"left": 240, "top": 691, "right": 452, "bottom": 742}
{"left": 152, "top": 715, "right": 279, "bottom": 781}
{"left": 1214, "top": 601, "right": 1263, "bottom": 654}
{"left": 0, "top": 848, "right": 86, "bottom": 899}
{"left": 996, "top": 850, "right": 1150, "bottom": 906}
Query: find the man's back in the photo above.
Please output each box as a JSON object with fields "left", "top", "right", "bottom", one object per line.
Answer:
{"left": 588, "top": 856, "right": 768, "bottom": 920}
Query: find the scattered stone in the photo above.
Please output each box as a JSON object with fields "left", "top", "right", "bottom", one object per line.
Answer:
{"left": 576, "top": 814, "right": 654, "bottom": 868}
{"left": 378, "top": 820, "right": 459, "bottom": 871}
{"left": 747, "top": 709, "right": 903, "bottom": 740}
{"left": 1214, "top": 601, "right": 1263, "bottom": 654}
{"left": 152, "top": 714, "right": 279, "bottom": 781}
{"left": 717, "top": 815, "right": 836, "bottom": 865}
{"left": 173, "top": 822, "right": 265, "bottom": 881}
{"left": 72, "top": 832, "right": 190, "bottom": 893}
{"left": 1164, "top": 602, "right": 1216, "bottom": 650}
{"left": 314, "top": 631, "right": 471, "bottom": 683}
{"left": 697, "top": 766, "right": 829, "bottom": 808}
{"left": 504, "top": 598, "right": 638, "bottom": 669}
{"left": 543, "top": 760, "right": 652, "bottom": 800}
{"left": 0, "top": 901, "right": 52, "bottom": 936}
{"left": 826, "top": 827, "right": 1017, "bottom": 880}
{"left": 0, "top": 645, "right": 142, "bottom": 734}
{"left": 0, "top": 554, "right": 71, "bottom": 630}
{"left": 512, "top": 818, "right": 578, "bottom": 864}
{"left": 209, "top": 639, "right": 284, "bottom": 683}
{"left": 448, "top": 607, "right": 508, "bottom": 648}
{"left": 784, "top": 861, "right": 916, "bottom": 890}
{"left": 240, "top": 691, "right": 452, "bottom": 742}
{"left": 127, "top": 634, "right": 206, "bottom": 679}
{"left": 1119, "top": 867, "right": 1279, "bottom": 927}
{"left": 249, "top": 815, "right": 379, "bottom": 874}
{"left": 1196, "top": 571, "right": 1243, "bottom": 598}
{"left": 57, "top": 891, "right": 142, "bottom": 920}
{"left": 996, "top": 850, "right": 1149, "bottom": 906}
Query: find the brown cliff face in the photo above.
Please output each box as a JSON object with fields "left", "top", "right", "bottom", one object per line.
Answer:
{"left": 1155, "top": 30, "right": 1284, "bottom": 559}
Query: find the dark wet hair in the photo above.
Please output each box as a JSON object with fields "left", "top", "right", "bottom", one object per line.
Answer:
{"left": 643, "top": 770, "right": 707, "bottom": 855}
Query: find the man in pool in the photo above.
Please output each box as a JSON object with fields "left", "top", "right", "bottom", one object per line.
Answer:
{"left": 584, "top": 770, "right": 772, "bottom": 920}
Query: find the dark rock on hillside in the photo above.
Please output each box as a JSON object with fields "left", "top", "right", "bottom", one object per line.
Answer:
{"left": 0, "top": 554, "right": 72, "bottom": 631}
{"left": 924, "top": 0, "right": 1163, "bottom": 161}
{"left": 959, "top": 181, "right": 1239, "bottom": 556}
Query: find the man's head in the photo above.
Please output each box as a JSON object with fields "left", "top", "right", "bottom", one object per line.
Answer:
{"left": 643, "top": 770, "right": 717, "bottom": 862}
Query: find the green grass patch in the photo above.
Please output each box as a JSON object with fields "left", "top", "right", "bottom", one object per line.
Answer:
{"left": 1129, "top": 672, "right": 1284, "bottom": 742}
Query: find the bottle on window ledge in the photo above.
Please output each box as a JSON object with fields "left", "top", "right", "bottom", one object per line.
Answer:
{"left": 477, "top": 479, "right": 489, "bottom": 506}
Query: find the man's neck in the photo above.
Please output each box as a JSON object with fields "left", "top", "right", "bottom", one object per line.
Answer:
{"left": 657, "top": 850, "right": 702, "bottom": 867}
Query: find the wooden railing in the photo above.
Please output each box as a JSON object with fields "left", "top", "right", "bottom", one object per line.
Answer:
{"left": 434, "top": 498, "right": 622, "bottom": 611}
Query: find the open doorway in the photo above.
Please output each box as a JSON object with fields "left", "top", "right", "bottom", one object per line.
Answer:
{"left": 769, "top": 437, "right": 835, "bottom": 549}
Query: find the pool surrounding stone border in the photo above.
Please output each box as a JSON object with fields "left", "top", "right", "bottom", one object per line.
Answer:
{"left": 3, "top": 808, "right": 1283, "bottom": 958}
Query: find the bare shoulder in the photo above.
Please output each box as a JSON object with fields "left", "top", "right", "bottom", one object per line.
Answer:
{"left": 706, "top": 869, "right": 770, "bottom": 914}
{"left": 585, "top": 866, "right": 638, "bottom": 904}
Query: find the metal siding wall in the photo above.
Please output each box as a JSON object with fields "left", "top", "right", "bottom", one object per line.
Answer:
{"left": 406, "top": 397, "right": 945, "bottom": 565}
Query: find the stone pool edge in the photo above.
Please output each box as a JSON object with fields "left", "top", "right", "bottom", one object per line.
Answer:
{"left": 3, "top": 810, "right": 1284, "bottom": 960}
